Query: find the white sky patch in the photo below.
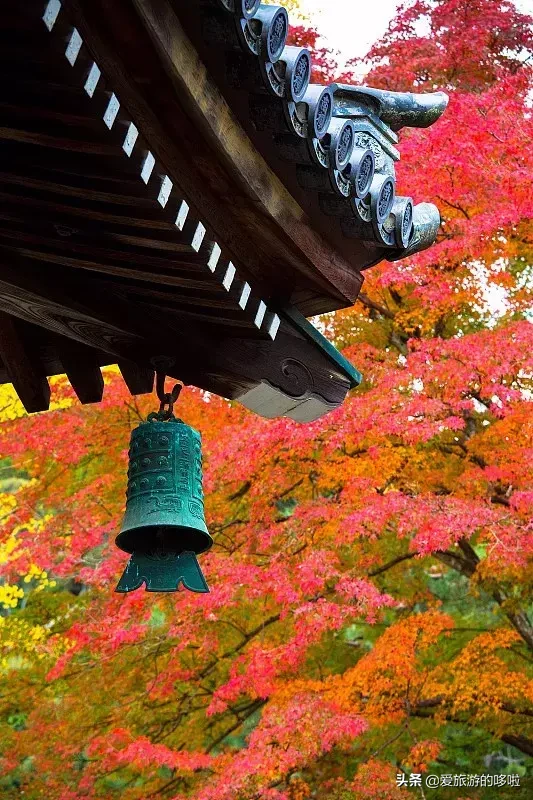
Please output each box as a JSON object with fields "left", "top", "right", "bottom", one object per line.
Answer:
{"left": 473, "top": 397, "right": 489, "bottom": 413}
{"left": 516, "top": 261, "right": 533, "bottom": 322}
{"left": 298, "top": 0, "right": 533, "bottom": 74}
{"left": 466, "top": 259, "right": 511, "bottom": 328}
{"left": 298, "top": 0, "right": 401, "bottom": 72}
{"left": 517, "top": 370, "right": 533, "bottom": 401}
{"left": 310, "top": 313, "right": 332, "bottom": 334}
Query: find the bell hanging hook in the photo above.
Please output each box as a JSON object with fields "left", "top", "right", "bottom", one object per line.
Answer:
{"left": 155, "top": 371, "right": 182, "bottom": 420}
{"left": 150, "top": 356, "right": 182, "bottom": 421}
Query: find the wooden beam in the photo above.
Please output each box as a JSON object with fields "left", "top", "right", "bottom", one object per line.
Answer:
{"left": 0, "top": 252, "right": 144, "bottom": 358}
{"left": 56, "top": 338, "right": 105, "bottom": 404}
{"left": 0, "top": 185, "right": 180, "bottom": 231}
{"left": 0, "top": 250, "right": 261, "bottom": 399}
{"left": 118, "top": 360, "right": 154, "bottom": 395}
{"left": 0, "top": 158, "right": 167, "bottom": 207}
{"left": 61, "top": 0, "right": 359, "bottom": 311}
{"left": 0, "top": 233, "right": 233, "bottom": 291}
{"left": 0, "top": 312, "right": 50, "bottom": 412}
{"left": 65, "top": 362, "right": 105, "bottom": 404}
{"left": 135, "top": 0, "right": 363, "bottom": 300}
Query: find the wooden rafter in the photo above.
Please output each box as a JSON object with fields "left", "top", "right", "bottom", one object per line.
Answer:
{"left": 0, "top": 311, "right": 51, "bottom": 413}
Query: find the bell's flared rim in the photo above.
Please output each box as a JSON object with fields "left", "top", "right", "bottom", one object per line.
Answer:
{"left": 115, "top": 523, "right": 213, "bottom": 556}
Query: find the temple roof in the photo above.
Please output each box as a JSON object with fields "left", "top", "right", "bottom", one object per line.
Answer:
{"left": 0, "top": 0, "right": 447, "bottom": 421}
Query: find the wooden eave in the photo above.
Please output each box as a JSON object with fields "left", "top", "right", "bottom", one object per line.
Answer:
{"left": 58, "top": 0, "right": 364, "bottom": 317}
{"left": 0, "top": 0, "right": 361, "bottom": 420}
{"left": 0, "top": 0, "right": 445, "bottom": 420}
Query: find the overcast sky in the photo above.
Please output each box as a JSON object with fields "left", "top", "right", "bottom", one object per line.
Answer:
{"left": 298, "top": 0, "right": 533, "bottom": 69}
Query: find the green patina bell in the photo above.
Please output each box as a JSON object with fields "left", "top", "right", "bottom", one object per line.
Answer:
{"left": 115, "top": 403, "right": 213, "bottom": 594}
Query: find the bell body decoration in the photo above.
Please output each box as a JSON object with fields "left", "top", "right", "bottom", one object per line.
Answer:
{"left": 115, "top": 413, "right": 213, "bottom": 594}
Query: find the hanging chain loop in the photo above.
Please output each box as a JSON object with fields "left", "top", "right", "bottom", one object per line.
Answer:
{"left": 154, "top": 371, "right": 182, "bottom": 421}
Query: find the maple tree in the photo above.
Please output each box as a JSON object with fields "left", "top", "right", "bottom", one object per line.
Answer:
{"left": 1, "top": 1, "right": 533, "bottom": 798}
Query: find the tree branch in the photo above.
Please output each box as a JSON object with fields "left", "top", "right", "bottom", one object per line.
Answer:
{"left": 368, "top": 552, "right": 417, "bottom": 576}
{"left": 435, "top": 195, "right": 471, "bottom": 220}
{"left": 411, "top": 700, "right": 533, "bottom": 758}
{"left": 502, "top": 734, "right": 533, "bottom": 757}
{"left": 358, "top": 293, "right": 396, "bottom": 320}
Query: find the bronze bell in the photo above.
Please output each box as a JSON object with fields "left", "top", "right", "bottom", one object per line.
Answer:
{"left": 115, "top": 412, "right": 213, "bottom": 594}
